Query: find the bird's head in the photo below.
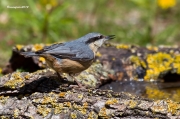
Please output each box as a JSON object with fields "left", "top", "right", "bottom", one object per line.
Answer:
{"left": 80, "top": 32, "right": 115, "bottom": 53}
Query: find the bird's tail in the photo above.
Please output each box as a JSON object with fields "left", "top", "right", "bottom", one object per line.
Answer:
{"left": 21, "top": 52, "right": 38, "bottom": 57}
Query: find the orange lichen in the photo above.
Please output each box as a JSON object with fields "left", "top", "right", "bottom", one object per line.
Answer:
{"left": 59, "top": 92, "right": 66, "bottom": 98}
{"left": 105, "top": 98, "right": 118, "bottom": 106}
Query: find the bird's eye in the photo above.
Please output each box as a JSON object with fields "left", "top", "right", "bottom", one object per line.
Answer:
{"left": 98, "top": 35, "right": 103, "bottom": 39}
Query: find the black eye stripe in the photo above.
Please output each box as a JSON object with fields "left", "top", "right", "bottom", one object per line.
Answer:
{"left": 85, "top": 35, "right": 103, "bottom": 44}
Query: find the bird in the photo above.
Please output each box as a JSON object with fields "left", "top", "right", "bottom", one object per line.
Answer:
{"left": 21, "top": 32, "right": 115, "bottom": 87}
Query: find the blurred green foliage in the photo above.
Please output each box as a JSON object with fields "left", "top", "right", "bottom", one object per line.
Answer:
{"left": 0, "top": 0, "right": 180, "bottom": 67}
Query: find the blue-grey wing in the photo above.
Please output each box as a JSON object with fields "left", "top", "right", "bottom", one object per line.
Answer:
{"left": 36, "top": 43, "right": 64, "bottom": 53}
{"left": 40, "top": 43, "right": 94, "bottom": 62}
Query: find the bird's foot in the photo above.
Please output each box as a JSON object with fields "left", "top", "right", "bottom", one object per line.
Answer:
{"left": 69, "top": 78, "right": 86, "bottom": 89}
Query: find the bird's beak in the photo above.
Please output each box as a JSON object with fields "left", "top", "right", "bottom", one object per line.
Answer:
{"left": 105, "top": 35, "right": 115, "bottom": 40}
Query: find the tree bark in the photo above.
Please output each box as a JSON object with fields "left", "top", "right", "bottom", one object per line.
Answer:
{"left": 1, "top": 43, "right": 180, "bottom": 118}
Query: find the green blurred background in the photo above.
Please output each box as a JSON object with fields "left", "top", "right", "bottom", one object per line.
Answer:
{"left": 0, "top": 0, "right": 180, "bottom": 68}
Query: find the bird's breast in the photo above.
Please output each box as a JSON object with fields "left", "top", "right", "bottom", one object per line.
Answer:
{"left": 53, "top": 59, "right": 93, "bottom": 74}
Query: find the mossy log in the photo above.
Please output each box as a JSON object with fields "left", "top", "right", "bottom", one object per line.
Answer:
{"left": 0, "top": 69, "right": 180, "bottom": 118}
{"left": 1, "top": 43, "right": 180, "bottom": 118}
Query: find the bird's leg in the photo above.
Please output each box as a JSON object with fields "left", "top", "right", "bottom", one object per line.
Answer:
{"left": 56, "top": 72, "right": 63, "bottom": 79}
{"left": 69, "top": 74, "right": 84, "bottom": 88}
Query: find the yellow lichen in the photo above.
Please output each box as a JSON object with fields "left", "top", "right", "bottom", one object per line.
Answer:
{"left": 166, "top": 99, "right": 180, "bottom": 115}
{"left": 32, "top": 44, "right": 44, "bottom": 51}
{"left": 173, "top": 54, "right": 180, "bottom": 74}
{"left": 98, "top": 107, "right": 108, "bottom": 118}
{"left": 16, "top": 44, "right": 24, "bottom": 50}
{"left": 144, "top": 52, "right": 173, "bottom": 81}
{"left": 128, "top": 100, "right": 138, "bottom": 108}
{"left": 0, "top": 68, "right": 2, "bottom": 74}
{"left": 96, "top": 52, "right": 102, "bottom": 57}
{"left": 72, "top": 103, "right": 87, "bottom": 115}
{"left": 146, "top": 87, "right": 170, "bottom": 100}
{"left": 105, "top": 98, "right": 118, "bottom": 106}
{"left": 88, "top": 111, "right": 98, "bottom": 119}
{"left": 39, "top": 57, "right": 46, "bottom": 63}
{"left": 71, "top": 112, "right": 77, "bottom": 119}
{"left": 24, "top": 74, "right": 31, "bottom": 80}
{"left": 112, "top": 57, "right": 116, "bottom": 61}
{"left": 0, "top": 116, "right": 9, "bottom": 119}
{"left": 63, "top": 102, "right": 72, "bottom": 108}
{"left": 13, "top": 109, "right": 19, "bottom": 118}
{"left": 41, "top": 96, "right": 56, "bottom": 105}
{"left": 130, "top": 56, "right": 147, "bottom": 68}
{"left": 151, "top": 100, "right": 167, "bottom": 113}
{"left": 37, "top": 105, "right": 51, "bottom": 117}
{"left": 4, "top": 72, "right": 25, "bottom": 89}
{"left": 78, "top": 94, "right": 83, "bottom": 99}
{"left": 0, "top": 96, "right": 9, "bottom": 104}
{"left": 146, "top": 45, "right": 158, "bottom": 51}
{"left": 116, "top": 44, "right": 129, "bottom": 49}
{"left": 54, "top": 103, "right": 63, "bottom": 114}
{"left": 83, "top": 102, "right": 88, "bottom": 108}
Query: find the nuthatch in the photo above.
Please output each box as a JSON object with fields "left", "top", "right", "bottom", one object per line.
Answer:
{"left": 21, "top": 33, "right": 115, "bottom": 87}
